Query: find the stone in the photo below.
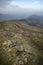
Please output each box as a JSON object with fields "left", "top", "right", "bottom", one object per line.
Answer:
{"left": 16, "top": 45, "right": 23, "bottom": 52}
{"left": 22, "top": 53, "right": 26, "bottom": 58}
{"left": 10, "top": 40, "right": 16, "bottom": 47}
{"left": 3, "top": 41, "right": 7, "bottom": 45}
{"left": 7, "top": 40, "right": 12, "bottom": 46}
{"left": 19, "top": 60, "right": 24, "bottom": 65}
{"left": 25, "top": 47, "right": 32, "bottom": 54}
{"left": 23, "top": 58, "right": 27, "bottom": 63}
{"left": 8, "top": 48, "right": 12, "bottom": 52}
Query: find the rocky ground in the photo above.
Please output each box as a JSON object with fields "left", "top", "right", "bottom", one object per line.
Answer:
{"left": 0, "top": 21, "right": 43, "bottom": 65}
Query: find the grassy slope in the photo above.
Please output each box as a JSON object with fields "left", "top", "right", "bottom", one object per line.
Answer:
{"left": 0, "top": 21, "right": 43, "bottom": 65}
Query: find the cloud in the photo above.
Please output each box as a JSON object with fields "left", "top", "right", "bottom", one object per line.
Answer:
{"left": 0, "top": 0, "right": 43, "bottom": 14}
{"left": 0, "top": 0, "right": 41, "bottom": 8}
{"left": 0, "top": 0, "right": 12, "bottom": 7}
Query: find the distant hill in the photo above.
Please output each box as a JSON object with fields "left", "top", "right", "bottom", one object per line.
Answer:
{"left": 0, "top": 14, "right": 43, "bottom": 28}
{"left": 0, "top": 14, "right": 29, "bottom": 21}
{"left": 19, "top": 15, "right": 43, "bottom": 28}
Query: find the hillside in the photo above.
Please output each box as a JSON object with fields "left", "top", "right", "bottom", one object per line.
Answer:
{"left": 0, "top": 14, "right": 43, "bottom": 28}
{"left": 0, "top": 21, "right": 43, "bottom": 65}
{"left": 19, "top": 15, "right": 43, "bottom": 28}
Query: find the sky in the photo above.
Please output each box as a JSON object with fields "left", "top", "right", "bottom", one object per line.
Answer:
{"left": 0, "top": 0, "right": 43, "bottom": 14}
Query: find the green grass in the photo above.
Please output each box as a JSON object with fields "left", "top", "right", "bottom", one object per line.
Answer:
{"left": 0, "top": 21, "right": 43, "bottom": 65}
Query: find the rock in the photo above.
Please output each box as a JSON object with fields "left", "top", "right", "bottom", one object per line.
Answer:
{"left": 5, "top": 40, "right": 17, "bottom": 47}
{"left": 19, "top": 60, "right": 24, "bottom": 65}
{"left": 13, "top": 57, "right": 19, "bottom": 65}
{"left": 31, "top": 32, "right": 36, "bottom": 36}
{"left": 23, "top": 58, "right": 27, "bottom": 63}
{"left": 13, "top": 64, "right": 16, "bottom": 65}
{"left": 25, "top": 47, "right": 32, "bottom": 54}
{"left": 3, "top": 41, "right": 7, "bottom": 45}
{"left": 3, "top": 40, "right": 16, "bottom": 47}
{"left": 16, "top": 45, "right": 23, "bottom": 52}
{"left": 22, "top": 53, "right": 26, "bottom": 58}
{"left": 10, "top": 40, "right": 16, "bottom": 47}
{"left": 7, "top": 40, "right": 12, "bottom": 46}
{"left": 29, "top": 54, "right": 34, "bottom": 60}
{"left": 8, "top": 48, "right": 12, "bottom": 52}
{"left": 38, "top": 33, "right": 42, "bottom": 37}
{"left": 17, "top": 41, "right": 22, "bottom": 45}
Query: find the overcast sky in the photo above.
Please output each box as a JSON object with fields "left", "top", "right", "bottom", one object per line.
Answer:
{"left": 0, "top": 0, "right": 43, "bottom": 14}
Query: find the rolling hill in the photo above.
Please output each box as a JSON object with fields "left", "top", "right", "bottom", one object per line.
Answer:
{"left": 19, "top": 15, "right": 43, "bottom": 28}
{"left": 0, "top": 21, "right": 43, "bottom": 65}
{"left": 0, "top": 14, "right": 43, "bottom": 28}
